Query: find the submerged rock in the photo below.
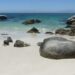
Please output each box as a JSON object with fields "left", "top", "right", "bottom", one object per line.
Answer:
{"left": 22, "top": 19, "right": 41, "bottom": 25}
{"left": 35, "top": 19, "right": 41, "bottom": 23}
{"left": 40, "top": 37, "right": 75, "bottom": 59}
{"left": 0, "top": 15, "right": 7, "bottom": 21}
{"left": 27, "top": 27, "right": 40, "bottom": 33}
{"left": 14, "top": 40, "right": 30, "bottom": 47}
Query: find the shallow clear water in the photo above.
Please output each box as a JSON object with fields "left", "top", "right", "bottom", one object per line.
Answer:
{"left": 0, "top": 13, "right": 74, "bottom": 39}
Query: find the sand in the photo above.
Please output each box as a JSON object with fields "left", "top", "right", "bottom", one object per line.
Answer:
{"left": 0, "top": 34, "right": 75, "bottom": 75}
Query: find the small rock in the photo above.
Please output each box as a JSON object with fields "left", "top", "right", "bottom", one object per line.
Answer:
{"left": 45, "top": 32, "right": 54, "bottom": 35}
{"left": 23, "top": 19, "right": 41, "bottom": 25}
{"left": 27, "top": 27, "right": 40, "bottom": 33}
{"left": 7, "top": 37, "right": 13, "bottom": 42}
{"left": 14, "top": 40, "right": 30, "bottom": 47}
{"left": 3, "top": 40, "right": 9, "bottom": 46}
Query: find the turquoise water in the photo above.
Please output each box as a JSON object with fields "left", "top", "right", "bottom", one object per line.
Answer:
{"left": 0, "top": 13, "right": 74, "bottom": 39}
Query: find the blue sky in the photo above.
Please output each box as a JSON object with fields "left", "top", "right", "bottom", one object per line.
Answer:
{"left": 0, "top": 0, "right": 75, "bottom": 13}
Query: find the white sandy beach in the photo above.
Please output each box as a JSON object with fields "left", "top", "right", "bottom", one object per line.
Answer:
{"left": 0, "top": 34, "right": 75, "bottom": 75}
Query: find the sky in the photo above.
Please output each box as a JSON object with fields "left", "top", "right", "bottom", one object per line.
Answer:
{"left": 0, "top": 0, "right": 75, "bottom": 13}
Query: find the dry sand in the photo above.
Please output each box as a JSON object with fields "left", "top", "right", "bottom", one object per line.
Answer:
{"left": 0, "top": 34, "right": 75, "bottom": 75}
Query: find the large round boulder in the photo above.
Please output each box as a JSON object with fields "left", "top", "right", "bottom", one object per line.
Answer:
{"left": 0, "top": 15, "right": 7, "bottom": 21}
{"left": 40, "top": 37, "right": 75, "bottom": 59}
{"left": 22, "top": 19, "right": 41, "bottom": 25}
{"left": 14, "top": 40, "right": 30, "bottom": 47}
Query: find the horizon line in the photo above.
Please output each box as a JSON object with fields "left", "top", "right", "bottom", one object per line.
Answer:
{"left": 0, "top": 12, "right": 75, "bottom": 13}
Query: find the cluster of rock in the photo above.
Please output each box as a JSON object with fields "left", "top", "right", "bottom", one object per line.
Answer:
{"left": 55, "top": 15, "right": 75, "bottom": 36}
{"left": 39, "top": 37, "right": 75, "bottom": 59}
{"left": 23, "top": 15, "right": 75, "bottom": 36}
{"left": 23, "top": 19, "right": 41, "bottom": 25}
{"left": 4, "top": 37, "right": 30, "bottom": 47}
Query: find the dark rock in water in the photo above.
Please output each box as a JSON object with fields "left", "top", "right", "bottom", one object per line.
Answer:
{"left": 24, "top": 19, "right": 35, "bottom": 24}
{"left": 40, "top": 37, "right": 75, "bottom": 59}
{"left": 45, "top": 32, "right": 54, "bottom": 35}
{"left": 27, "top": 27, "right": 40, "bottom": 33}
{"left": 22, "top": 19, "right": 41, "bottom": 25}
{"left": 55, "top": 28, "right": 71, "bottom": 35}
{"left": 7, "top": 37, "right": 13, "bottom": 42}
{"left": 3, "top": 40, "right": 9, "bottom": 46}
{"left": 35, "top": 19, "right": 41, "bottom": 23}
{"left": 0, "top": 15, "right": 7, "bottom": 21}
{"left": 14, "top": 40, "right": 30, "bottom": 47}
{"left": 66, "top": 15, "right": 75, "bottom": 28}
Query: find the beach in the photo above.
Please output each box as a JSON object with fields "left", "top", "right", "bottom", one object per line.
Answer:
{"left": 0, "top": 0, "right": 75, "bottom": 74}
{"left": 0, "top": 13, "right": 75, "bottom": 75}
{"left": 0, "top": 34, "right": 75, "bottom": 75}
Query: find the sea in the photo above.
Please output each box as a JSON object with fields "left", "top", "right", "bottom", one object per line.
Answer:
{"left": 0, "top": 13, "right": 74, "bottom": 39}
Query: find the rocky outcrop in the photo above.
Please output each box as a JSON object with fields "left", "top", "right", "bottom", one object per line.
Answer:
{"left": 40, "top": 37, "right": 75, "bottom": 59}
{"left": 14, "top": 40, "right": 30, "bottom": 47}
{"left": 0, "top": 15, "right": 7, "bottom": 21}
{"left": 27, "top": 27, "right": 40, "bottom": 33}
{"left": 22, "top": 19, "right": 41, "bottom": 25}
